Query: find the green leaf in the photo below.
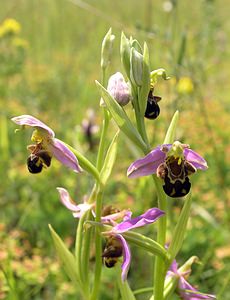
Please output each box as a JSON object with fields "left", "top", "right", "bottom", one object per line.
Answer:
{"left": 95, "top": 81, "right": 147, "bottom": 153}
{"left": 49, "top": 224, "right": 79, "bottom": 284}
{"left": 139, "top": 42, "right": 150, "bottom": 116}
{"left": 167, "top": 193, "right": 192, "bottom": 264}
{"left": 163, "top": 110, "right": 179, "bottom": 144}
{"left": 100, "top": 130, "right": 119, "bottom": 186}
{"left": 122, "top": 231, "right": 168, "bottom": 261}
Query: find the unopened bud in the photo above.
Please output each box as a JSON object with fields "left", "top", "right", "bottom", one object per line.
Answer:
{"left": 130, "top": 47, "right": 143, "bottom": 86}
{"left": 120, "top": 32, "right": 131, "bottom": 79}
{"left": 105, "top": 72, "right": 131, "bottom": 106}
{"left": 101, "top": 28, "right": 115, "bottom": 70}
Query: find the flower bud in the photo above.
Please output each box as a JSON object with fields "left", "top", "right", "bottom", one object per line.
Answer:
{"left": 120, "top": 32, "right": 131, "bottom": 79}
{"left": 101, "top": 28, "right": 115, "bottom": 70}
{"left": 130, "top": 47, "right": 143, "bottom": 86}
{"left": 106, "top": 72, "right": 131, "bottom": 106}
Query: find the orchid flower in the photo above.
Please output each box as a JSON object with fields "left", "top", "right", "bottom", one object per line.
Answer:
{"left": 58, "top": 187, "right": 164, "bottom": 281}
{"left": 57, "top": 187, "right": 93, "bottom": 218}
{"left": 167, "top": 257, "right": 216, "bottom": 299}
{"left": 11, "top": 115, "right": 82, "bottom": 173}
{"left": 127, "top": 141, "right": 208, "bottom": 198}
{"left": 58, "top": 188, "right": 130, "bottom": 222}
{"left": 102, "top": 208, "right": 165, "bottom": 281}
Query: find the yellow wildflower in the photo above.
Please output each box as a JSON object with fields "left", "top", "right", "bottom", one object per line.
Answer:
{"left": 177, "top": 76, "right": 194, "bottom": 95}
{"left": 0, "top": 18, "right": 21, "bottom": 37}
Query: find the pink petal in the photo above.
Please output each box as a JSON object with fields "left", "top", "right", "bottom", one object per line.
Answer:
{"left": 57, "top": 187, "right": 92, "bottom": 218}
{"left": 57, "top": 187, "right": 80, "bottom": 211}
{"left": 11, "top": 115, "right": 54, "bottom": 137}
{"left": 51, "top": 138, "right": 82, "bottom": 172}
{"left": 184, "top": 148, "right": 208, "bottom": 170}
{"left": 113, "top": 208, "right": 165, "bottom": 233}
{"left": 116, "top": 234, "right": 131, "bottom": 281}
{"left": 127, "top": 147, "right": 166, "bottom": 178}
{"left": 179, "top": 277, "right": 216, "bottom": 299}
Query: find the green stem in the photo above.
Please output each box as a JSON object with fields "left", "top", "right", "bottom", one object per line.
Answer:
{"left": 153, "top": 176, "right": 167, "bottom": 300}
{"left": 96, "top": 108, "right": 110, "bottom": 171}
{"left": 81, "top": 211, "right": 93, "bottom": 288}
{"left": 134, "top": 88, "right": 150, "bottom": 149}
{"left": 116, "top": 265, "right": 136, "bottom": 300}
{"left": 133, "top": 287, "right": 153, "bottom": 296}
{"left": 134, "top": 85, "right": 168, "bottom": 300}
{"left": 75, "top": 212, "right": 88, "bottom": 287}
{"left": 90, "top": 189, "right": 103, "bottom": 300}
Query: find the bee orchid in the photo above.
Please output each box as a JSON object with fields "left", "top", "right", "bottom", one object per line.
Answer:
{"left": 167, "top": 257, "right": 216, "bottom": 299}
{"left": 127, "top": 141, "right": 208, "bottom": 198}
{"left": 57, "top": 187, "right": 164, "bottom": 281}
{"left": 102, "top": 207, "right": 165, "bottom": 281}
{"left": 11, "top": 115, "right": 82, "bottom": 173}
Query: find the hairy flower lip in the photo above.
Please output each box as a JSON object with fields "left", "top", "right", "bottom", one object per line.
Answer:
{"left": 11, "top": 114, "right": 82, "bottom": 173}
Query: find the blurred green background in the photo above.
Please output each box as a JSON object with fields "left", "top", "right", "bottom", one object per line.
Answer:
{"left": 0, "top": 0, "right": 229, "bottom": 299}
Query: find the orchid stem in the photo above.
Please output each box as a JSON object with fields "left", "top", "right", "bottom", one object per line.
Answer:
{"left": 91, "top": 68, "right": 110, "bottom": 299}
{"left": 90, "top": 189, "right": 103, "bottom": 300}
{"left": 75, "top": 211, "right": 88, "bottom": 290}
{"left": 153, "top": 176, "right": 167, "bottom": 300}
{"left": 96, "top": 108, "right": 110, "bottom": 171}
{"left": 134, "top": 85, "right": 167, "bottom": 300}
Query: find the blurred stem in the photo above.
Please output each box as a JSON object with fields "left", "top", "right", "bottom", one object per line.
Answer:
{"left": 197, "top": 93, "right": 230, "bottom": 223}
{"left": 133, "top": 287, "right": 153, "bottom": 296}
{"left": 0, "top": 114, "right": 9, "bottom": 161}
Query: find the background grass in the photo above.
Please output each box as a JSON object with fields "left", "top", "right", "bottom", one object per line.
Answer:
{"left": 0, "top": 0, "right": 229, "bottom": 299}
